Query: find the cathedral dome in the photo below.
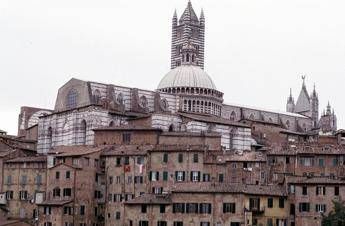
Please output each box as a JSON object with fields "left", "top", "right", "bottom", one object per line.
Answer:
{"left": 157, "top": 65, "right": 217, "bottom": 90}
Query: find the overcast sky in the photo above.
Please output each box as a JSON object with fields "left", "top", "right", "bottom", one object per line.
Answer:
{"left": 1, "top": 0, "right": 345, "bottom": 135}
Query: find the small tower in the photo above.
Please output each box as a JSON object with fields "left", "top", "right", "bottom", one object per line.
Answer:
{"left": 310, "top": 84, "right": 319, "bottom": 128}
{"left": 171, "top": 1, "right": 205, "bottom": 69}
{"left": 319, "top": 102, "right": 337, "bottom": 134}
{"left": 286, "top": 88, "right": 295, "bottom": 113}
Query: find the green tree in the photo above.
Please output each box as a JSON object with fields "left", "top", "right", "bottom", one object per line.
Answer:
{"left": 322, "top": 200, "right": 345, "bottom": 226}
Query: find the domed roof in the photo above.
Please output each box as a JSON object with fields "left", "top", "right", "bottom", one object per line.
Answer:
{"left": 157, "top": 65, "right": 217, "bottom": 90}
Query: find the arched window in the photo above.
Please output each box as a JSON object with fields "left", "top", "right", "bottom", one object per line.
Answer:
{"left": 286, "top": 120, "right": 290, "bottom": 129}
{"left": 249, "top": 114, "right": 255, "bottom": 120}
{"left": 109, "top": 121, "right": 114, "bottom": 127}
{"left": 93, "top": 89, "right": 101, "bottom": 104}
{"left": 168, "top": 124, "right": 174, "bottom": 132}
{"left": 192, "top": 54, "right": 195, "bottom": 62}
{"left": 80, "top": 120, "right": 87, "bottom": 145}
{"left": 186, "top": 53, "right": 190, "bottom": 62}
{"left": 47, "top": 127, "right": 53, "bottom": 149}
{"left": 230, "top": 111, "right": 236, "bottom": 121}
{"left": 66, "top": 89, "right": 78, "bottom": 109}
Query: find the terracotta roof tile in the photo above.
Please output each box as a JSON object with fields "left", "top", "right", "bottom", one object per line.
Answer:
{"left": 125, "top": 194, "right": 171, "bottom": 205}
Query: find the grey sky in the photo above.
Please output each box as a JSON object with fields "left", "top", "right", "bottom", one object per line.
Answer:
{"left": 1, "top": 0, "right": 344, "bottom": 135}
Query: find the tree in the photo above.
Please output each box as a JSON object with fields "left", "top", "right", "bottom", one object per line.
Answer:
{"left": 322, "top": 200, "right": 345, "bottom": 226}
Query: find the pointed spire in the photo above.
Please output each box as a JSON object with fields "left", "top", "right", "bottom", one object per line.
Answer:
{"left": 200, "top": 8, "right": 205, "bottom": 19}
{"left": 173, "top": 9, "right": 177, "bottom": 18}
{"left": 302, "top": 75, "right": 306, "bottom": 88}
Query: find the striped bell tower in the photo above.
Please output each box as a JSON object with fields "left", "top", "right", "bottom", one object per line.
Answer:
{"left": 171, "top": 1, "right": 205, "bottom": 69}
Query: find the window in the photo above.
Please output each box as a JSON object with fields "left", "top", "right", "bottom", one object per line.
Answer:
{"left": 43, "top": 207, "right": 51, "bottom": 215}
{"left": 267, "top": 198, "right": 273, "bottom": 208}
{"left": 178, "top": 153, "right": 183, "bottom": 163}
{"left": 218, "top": 174, "right": 224, "bottom": 183}
{"left": 134, "top": 176, "right": 143, "bottom": 184}
{"left": 53, "top": 187, "right": 61, "bottom": 197}
{"left": 139, "top": 221, "right": 148, "bottom": 226}
{"left": 163, "top": 153, "right": 168, "bottom": 163}
{"left": 137, "top": 156, "right": 144, "bottom": 164}
{"left": 315, "top": 204, "right": 326, "bottom": 213}
{"left": 44, "top": 222, "right": 52, "bottom": 226}
{"left": 223, "top": 203, "right": 236, "bottom": 213}
{"left": 286, "top": 157, "right": 290, "bottom": 164}
{"left": 249, "top": 198, "right": 260, "bottom": 211}
{"left": 316, "top": 186, "right": 326, "bottom": 196}
{"left": 116, "top": 157, "right": 121, "bottom": 166}
{"left": 115, "top": 211, "right": 121, "bottom": 220}
{"left": 35, "top": 175, "right": 42, "bottom": 185}
{"left": 6, "top": 175, "right": 12, "bottom": 185}
{"left": 157, "top": 222, "right": 167, "bottom": 226}
{"left": 160, "top": 205, "right": 166, "bottom": 213}
{"left": 319, "top": 158, "right": 325, "bottom": 167}
{"left": 172, "top": 203, "right": 185, "bottom": 213}
{"left": 63, "top": 206, "right": 73, "bottom": 215}
{"left": 149, "top": 171, "right": 159, "bottom": 181}
{"left": 80, "top": 206, "right": 85, "bottom": 215}
{"left": 299, "top": 203, "right": 310, "bottom": 212}
{"left": 335, "top": 186, "right": 340, "bottom": 196}
{"left": 230, "top": 223, "right": 240, "bottom": 226}
{"left": 124, "top": 157, "right": 130, "bottom": 165}
{"left": 55, "top": 172, "right": 60, "bottom": 179}
{"left": 175, "top": 171, "right": 185, "bottom": 182}
{"left": 203, "top": 174, "right": 210, "bottom": 182}
{"left": 19, "top": 190, "right": 28, "bottom": 200}
{"left": 5, "top": 191, "right": 13, "bottom": 200}
{"left": 141, "top": 205, "right": 147, "bottom": 213}
{"left": 66, "top": 89, "right": 78, "bottom": 109}
{"left": 163, "top": 171, "right": 168, "bottom": 181}
{"left": 63, "top": 188, "right": 72, "bottom": 197}
{"left": 66, "top": 171, "right": 71, "bottom": 179}
{"left": 193, "top": 153, "right": 198, "bottom": 163}
{"left": 279, "top": 197, "right": 285, "bottom": 208}
{"left": 299, "top": 157, "right": 314, "bottom": 167}
{"left": 333, "top": 158, "right": 339, "bottom": 166}
{"left": 186, "top": 203, "right": 198, "bottom": 213}
{"left": 109, "top": 176, "right": 113, "bottom": 184}
{"left": 80, "top": 120, "right": 87, "bottom": 145}
{"left": 113, "top": 194, "right": 122, "bottom": 202}
{"left": 153, "top": 187, "right": 163, "bottom": 194}
{"left": 199, "top": 203, "right": 212, "bottom": 214}
{"left": 191, "top": 171, "right": 200, "bottom": 182}
{"left": 173, "top": 222, "right": 183, "bottom": 226}
{"left": 122, "top": 133, "right": 131, "bottom": 144}
{"left": 302, "top": 186, "right": 308, "bottom": 195}
{"left": 20, "top": 175, "right": 27, "bottom": 185}
{"left": 267, "top": 219, "right": 273, "bottom": 226}
{"left": 200, "top": 223, "right": 210, "bottom": 226}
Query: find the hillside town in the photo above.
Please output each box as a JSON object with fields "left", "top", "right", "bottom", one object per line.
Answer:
{"left": 0, "top": 1, "right": 344, "bottom": 226}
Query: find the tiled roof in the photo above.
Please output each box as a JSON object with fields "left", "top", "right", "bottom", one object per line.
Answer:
{"left": 37, "top": 199, "right": 72, "bottom": 206}
{"left": 221, "top": 151, "right": 266, "bottom": 162}
{"left": 93, "top": 125, "right": 162, "bottom": 132}
{"left": 5, "top": 155, "right": 46, "bottom": 163}
{"left": 153, "top": 144, "right": 207, "bottom": 152}
{"left": 172, "top": 183, "right": 286, "bottom": 196}
{"left": 268, "top": 144, "right": 345, "bottom": 155}
{"left": 101, "top": 145, "right": 152, "bottom": 156}
{"left": 48, "top": 145, "right": 104, "bottom": 157}
{"left": 179, "top": 112, "right": 250, "bottom": 128}
{"left": 125, "top": 194, "right": 171, "bottom": 205}
{"left": 286, "top": 176, "right": 345, "bottom": 185}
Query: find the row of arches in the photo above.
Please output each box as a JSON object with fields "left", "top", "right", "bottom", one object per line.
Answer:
{"left": 182, "top": 99, "right": 221, "bottom": 116}
{"left": 159, "top": 87, "right": 223, "bottom": 99}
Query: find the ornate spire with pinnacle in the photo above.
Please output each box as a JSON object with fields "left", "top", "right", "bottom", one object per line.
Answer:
{"left": 170, "top": 1, "right": 205, "bottom": 69}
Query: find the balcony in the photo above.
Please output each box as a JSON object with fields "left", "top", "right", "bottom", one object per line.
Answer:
{"left": 250, "top": 206, "right": 265, "bottom": 214}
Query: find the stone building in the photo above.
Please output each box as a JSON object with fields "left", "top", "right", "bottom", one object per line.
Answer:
{"left": 37, "top": 146, "right": 105, "bottom": 226}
